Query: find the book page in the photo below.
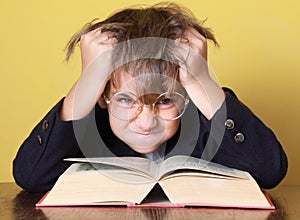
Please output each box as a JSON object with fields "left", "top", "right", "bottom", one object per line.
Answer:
{"left": 158, "top": 155, "right": 249, "bottom": 180}
{"left": 39, "top": 163, "right": 156, "bottom": 206}
{"left": 159, "top": 174, "right": 273, "bottom": 209}
{"left": 65, "top": 157, "right": 159, "bottom": 179}
{"left": 160, "top": 170, "right": 240, "bottom": 181}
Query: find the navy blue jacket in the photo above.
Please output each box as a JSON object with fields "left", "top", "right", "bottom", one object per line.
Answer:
{"left": 13, "top": 88, "right": 288, "bottom": 192}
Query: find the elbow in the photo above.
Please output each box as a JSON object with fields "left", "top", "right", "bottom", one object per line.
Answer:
{"left": 13, "top": 172, "right": 53, "bottom": 193}
{"left": 14, "top": 177, "right": 52, "bottom": 193}
{"left": 13, "top": 160, "right": 53, "bottom": 193}
{"left": 256, "top": 152, "right": 288, "bottom": 189}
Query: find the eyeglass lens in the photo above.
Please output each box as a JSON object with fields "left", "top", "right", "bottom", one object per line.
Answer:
{"left": 108, "top": 92, "right": 188, "bottom": 120}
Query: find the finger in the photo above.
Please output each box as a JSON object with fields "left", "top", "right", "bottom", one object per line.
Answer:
{"left": 80, "top": 28, "right": 100, "bottom": 45}
{"left": 174, "top": 39, "right": 190, "bottom": 59}
{"left": 97, "top": 31, "right": 118, "bottom": 44}
{"left": 187, "top": 27, "right": 206, "bottom": 41}
{"left": 83, "top": 28, "right": 112, "bottom": 43}
{"left": 82, "top": 27, "right": 102, "bottom": 40}
{"left": 176, "top": 37, "right": 189, "bottom": 44}
{"left": 176, "top": 29, "right": 204, "bottom": 49}
{"left": 184, "top": 29, "right": 205, "bottom": 47}
{"left": 184, "top": 28, "right": 207, "bottom": 60}
{"left": 107, "top": 37, "right": 118, "bottom": 44}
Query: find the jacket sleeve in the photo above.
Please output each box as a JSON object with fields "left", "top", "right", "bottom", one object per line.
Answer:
{"left": 199, "top": 88, "right": 288, "bottom": 189}
{"left": 13, "top": 98, "right": 83, "bottom": 192}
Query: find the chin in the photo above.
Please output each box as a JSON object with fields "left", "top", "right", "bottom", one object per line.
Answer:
{"left": 129, "top": 145, "right": 161, "bottom": 154}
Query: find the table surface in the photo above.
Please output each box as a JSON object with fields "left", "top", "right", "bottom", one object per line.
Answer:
{"left": 0, "top": 182, "right": 299, "bottom": 220}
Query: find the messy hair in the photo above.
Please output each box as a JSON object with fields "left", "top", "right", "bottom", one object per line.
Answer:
{"left": 65, "top": 2, "right": 218, "bottom": 95}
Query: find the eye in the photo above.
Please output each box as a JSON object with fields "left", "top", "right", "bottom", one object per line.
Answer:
{"left": 112, "top": 93, "right": 137, "bottom": 108}
{"left": 116, "top": 97, "right": 134, "bottom": 104}
{"left": 157, "top": 98, "right": 172, "bottom": 105}
{"left": 156, "top": 97, "right": 175, "bottom": 110}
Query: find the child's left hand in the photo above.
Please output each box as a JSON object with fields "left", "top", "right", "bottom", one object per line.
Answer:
{"left": 175, "top": 28, "right": 225, "bottom": 119}
{"left": 175, "top": 27, "right": 209, "bottom": 87}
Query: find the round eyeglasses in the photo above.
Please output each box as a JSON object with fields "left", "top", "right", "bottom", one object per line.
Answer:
{"left": 104, "top": 92, "right": 189, "bottom": 121}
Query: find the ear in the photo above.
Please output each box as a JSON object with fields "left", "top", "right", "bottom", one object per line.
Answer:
{"left": 97, "top": 96, "right": 108, "bottom": 109}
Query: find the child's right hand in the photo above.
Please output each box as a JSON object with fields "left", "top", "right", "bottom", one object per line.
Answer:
{"left": 60, "top": 28, "right": 117, "bottom": 121}
{"left": 80, "top": 28, "right": 117, "bottom": 72}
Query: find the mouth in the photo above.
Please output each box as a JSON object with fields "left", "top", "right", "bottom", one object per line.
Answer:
{"left": 125, "top": 130, "right": 164, "bottom": 151}
{"left": 133, "top": 132, "right": 152, "bottom": 137}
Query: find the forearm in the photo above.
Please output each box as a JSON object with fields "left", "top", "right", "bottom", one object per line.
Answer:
{"left": 60, "top": 74, "right": 107, "bottom": 121}
{"left": 184, "top": 76, "right": 225, "bottom": 120}
{"left": 197, "top": 89, "right": 288, "bottom": 189}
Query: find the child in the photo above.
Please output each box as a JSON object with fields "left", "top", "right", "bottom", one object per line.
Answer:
{"left": 13, "top": 3, "right": 287, "bottom": 192}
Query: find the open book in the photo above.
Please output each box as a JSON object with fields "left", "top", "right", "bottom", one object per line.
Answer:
{"left": 36, "top": 155, "right": 274, "bottom": 209}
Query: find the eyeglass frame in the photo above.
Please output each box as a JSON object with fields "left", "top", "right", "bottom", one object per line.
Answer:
{"left": 104, "top": 91, "right": 189, "bottom": 121}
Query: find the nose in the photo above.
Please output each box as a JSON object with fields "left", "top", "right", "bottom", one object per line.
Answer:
{"left": 134, "top": 105, "right": 157, "bottom": 131}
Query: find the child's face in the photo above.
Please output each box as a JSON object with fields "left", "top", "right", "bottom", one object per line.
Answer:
{"left": 104, "top": 71, "right": 181, "bottom": 154}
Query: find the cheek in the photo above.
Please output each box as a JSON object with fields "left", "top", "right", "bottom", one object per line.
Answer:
{"left": 164, "top": 120, "right": 180, "bottom": 138}
{"left": 109, "top": 114, "right": 127, "bottom": 137}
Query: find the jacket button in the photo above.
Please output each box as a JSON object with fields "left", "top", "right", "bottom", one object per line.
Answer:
{"left": 234, "top": 133, "right": 245, "bottom": 143}
{"left": 225, "top": 119, "right": 235, "bottom": 130}
{"left": 42, "top": 120, "right": 49, "bottom": 131}
{"left": 37, "top": 135, "right": 43, "bottom": 145}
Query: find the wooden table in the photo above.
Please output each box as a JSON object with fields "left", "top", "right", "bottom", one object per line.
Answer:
{"left": 0, "top": 182, "right": 299, "bottom": 220}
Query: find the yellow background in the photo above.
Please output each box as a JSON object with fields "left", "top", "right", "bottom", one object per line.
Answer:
{"left": 0, "top": 0, "right": 299, "bottom": 185}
